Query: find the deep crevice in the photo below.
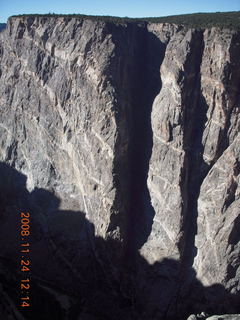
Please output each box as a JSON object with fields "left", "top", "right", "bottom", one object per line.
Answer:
{"left": 179, "top": 30, "right": 240, "bottom": 273}
{"left": 170, "top": 30, "right": 212, "bottom": 314}
{"left": 106, "top": 23, "right": 167, "bottom": 258}
{"left": 174, "top": 30, "right": 240, "bottom": 314}
{"left": 177, "top": 30, "right": 207, "bottom": 270}
{"left": 124, "top": 26, "right": 167, "bottom": 256}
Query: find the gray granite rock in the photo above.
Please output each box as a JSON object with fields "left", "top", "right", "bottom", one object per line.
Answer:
{"left": 0, "top": 16, "right": 239, "bottom": 319}
{"left": 206, "top": 315, "right": 240, "bottom": 320}
{"left": 187, "top": 315, "right": 199, "bottom": 320}
{"left": 187, "top": 314, "right": 240, "bottom": 320}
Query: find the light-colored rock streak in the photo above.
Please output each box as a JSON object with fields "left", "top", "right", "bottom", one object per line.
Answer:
{"left": 91, "top": 128, "right": 114, "bottom": 159}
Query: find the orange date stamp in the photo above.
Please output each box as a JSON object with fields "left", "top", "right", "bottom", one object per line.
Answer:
{"left": 19, "top": 211, "right": 31, "bottom": 308}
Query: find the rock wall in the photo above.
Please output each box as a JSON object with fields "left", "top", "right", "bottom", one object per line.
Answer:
{"left": 0, "top": 16, "right": 239, "bottom": 319}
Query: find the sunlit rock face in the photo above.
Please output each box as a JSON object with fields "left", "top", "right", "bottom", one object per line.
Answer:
{"left": 0, "top": 16, "right": 239, "bottom": 319}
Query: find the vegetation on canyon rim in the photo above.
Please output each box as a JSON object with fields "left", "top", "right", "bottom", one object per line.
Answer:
{"left": 10, "top": 11, "right": 240, "bottom": 30}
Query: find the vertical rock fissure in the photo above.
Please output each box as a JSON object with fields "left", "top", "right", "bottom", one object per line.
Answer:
{"left": 179, "top": 30, "right": 240, "bottom": 273}
{"left": 107, "top": 24, "right": 167, "bottom": 261}
{"left": 179, "top": 33, "right": 207, "bottom": 270}
{"left": 172, "top": 29, "right": 212, "bottom": 313}
{"left": 125, "top": 27, "right": 167, "bottom": 258}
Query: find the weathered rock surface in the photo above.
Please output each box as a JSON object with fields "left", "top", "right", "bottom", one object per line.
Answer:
{"left": 0, "top": 15, "right": 239, "bottom": 319}
{"left": 206, "top": 315, "right": 240, "bottom": 320}
{"left": 187, "top": 314, "right": 240, "bottom": 320}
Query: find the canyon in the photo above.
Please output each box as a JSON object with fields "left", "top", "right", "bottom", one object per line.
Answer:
{"left": 0, "top": 15, "right": 239, "bottom": 319}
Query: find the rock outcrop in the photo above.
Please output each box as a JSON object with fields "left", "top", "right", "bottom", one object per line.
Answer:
{"left": 0, "top": 15, "right": 239, "bottom": 319}
{"left": 187, "top": 314, "right": 240, "bottom": 320}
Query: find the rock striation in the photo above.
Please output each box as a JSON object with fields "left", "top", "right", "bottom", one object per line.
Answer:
{"left": 0, "top": 15, "right": 239, "bottom": 319}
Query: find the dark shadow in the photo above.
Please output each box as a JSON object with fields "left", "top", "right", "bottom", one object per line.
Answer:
{"left": 106, "top": 23, "right": 167, "bottom": 255}
{"left": 0, "top": 162, "right": 240, "bottom": 320}
{"left": 174, "top": 33, "right": 221, "bottom": 307}
{"left": 177, "top": 30, "right": 206, "bottom": 272}
{"left": 0, "top": 23, "right": 6, "bottom": 33}
{"left": 127, "top": 27, "right": 166, "bottom": 252}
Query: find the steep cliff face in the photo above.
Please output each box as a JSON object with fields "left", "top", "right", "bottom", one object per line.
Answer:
{"left": 144, "top": 26, "right": 240, "bottom": 280}
{"left": 0, "top": 16, "right": 239, "bottom": 319}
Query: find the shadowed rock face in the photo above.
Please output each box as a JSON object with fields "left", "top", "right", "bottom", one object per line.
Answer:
{"left": 0, "top": 23, "right": 6, "bottom": 32}
{"left": 0, "top": 163, "right": 239, "bottom": 320}
{"left": 0, "top": 16, "right": 239, "bottom": 319}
